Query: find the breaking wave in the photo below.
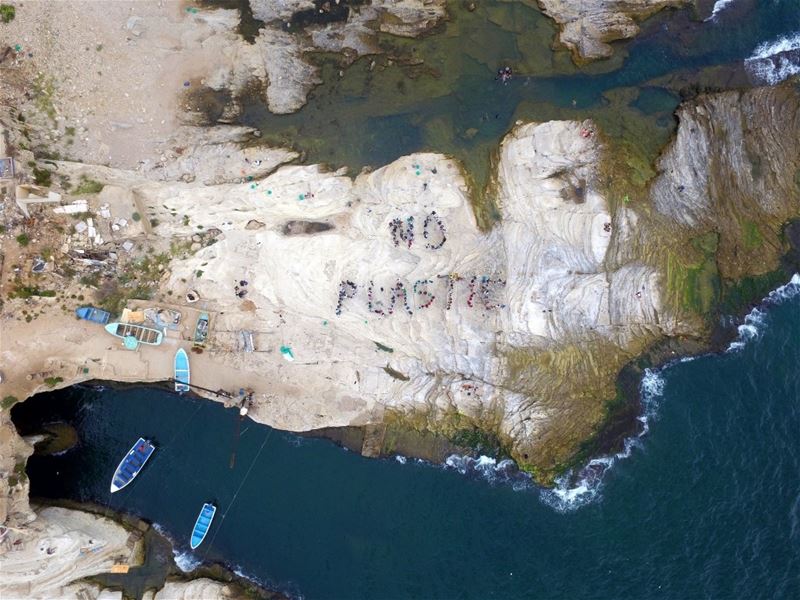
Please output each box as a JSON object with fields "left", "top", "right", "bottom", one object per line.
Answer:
{"left": 540, "top": 273, "right": 800, "bottom": 512}
{"left": 728, "top": 274, "right": 800, "bottom": 351}
{"left": 539, "top": 368, "right": 665, "bottom": 512}
{"left": 173, "top": 550, "right": 202, "bottom": 573}
{"left": 744, "top": 32, "right": 800, "bottom": 85}
{"left": 233, "top": 565, "right": 305, "bottom": 600}
{"left": 704, "top": 0, "right": 736, "bottom": 22}
{"left": 444, "top": 454, "right": 533, "bottom": 491}
{"left": 151, "top": 523, "right": 201, "bottom": 572}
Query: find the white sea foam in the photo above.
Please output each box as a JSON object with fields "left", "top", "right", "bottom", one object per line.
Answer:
{"left": 704, "top": 0, "right": 736, "bottom": 21}
{"left": 395, "top": 455, "right": 407, "bottom": 464}
{"left": 539, "top": 368, "right": 666, "bottom": 512}
{"left": 173, "top": 550, "right": 201, "bottom": 573}
{"left": 728, "top": 274, "right": 800, "bottom": 351}
{"left": 541, "top": 274, "right": 800, "bottom": 511}
{"left": 744, "top": 32, "right": 800, "bottom": 85}
{"left": 444, "top": 454, "right": 532, "bottom": 490}
{"left": 151, "top": 523, "right": 200, "bottom": 572}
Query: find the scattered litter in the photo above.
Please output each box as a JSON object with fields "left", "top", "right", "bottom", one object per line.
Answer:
{"left": 53, "top": 199, "right": 88, "bottom": 214}
{"left": 31, "top": 258, "right": 46, "bottom": 273}
{"left": 74, "top": 221, "right": 88, "bottom": 234}
{"left": 121, "top": 240, "right": 135, "bottom": 253}
{"left": 280, "top": 345, "right": 295, "bottom": 361}
{"left": 186, "top": 290, "right": 200, "bottom": 303}
{"left": 144, "top": 308, "right": 182, "bottom": 330}
{"left": 0, "top": 157, "right": 14, "bottom": 178}
{"left": 238, "top": 330, "right": 254, "bottom": 353}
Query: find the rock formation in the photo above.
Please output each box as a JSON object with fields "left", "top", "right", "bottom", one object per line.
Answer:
{"left": 212, "top": 1, "right": 448, "bottom": 114}
{"left": 0, "top": 506, "right": 138, "bottom": 599}
{"left": 533, "top": 0, "right": 690, "bottom": 61}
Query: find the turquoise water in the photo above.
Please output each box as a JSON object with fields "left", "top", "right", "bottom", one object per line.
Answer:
{"left": 15, "top": 276, "right": 800, "bottom": 598}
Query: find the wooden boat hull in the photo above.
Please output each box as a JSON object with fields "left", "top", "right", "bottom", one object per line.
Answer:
{"left": 104, "top": 322, "right": 164, "bottom": 346}
{"left": 174, "top": 348, "right": 190, "bottom": 393}
{"left": 190, "top": 502, "right": 216, "bottom": 549}
{"left": 110, "top": 437, "right": 155, "bottom": 493}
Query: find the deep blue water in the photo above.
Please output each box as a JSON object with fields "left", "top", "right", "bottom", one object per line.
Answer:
{"left": 16, "top": 277, "right": 800, "bottom": 599}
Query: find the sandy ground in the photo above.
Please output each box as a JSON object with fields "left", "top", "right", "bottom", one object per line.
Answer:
{"left": 0, "top": 1, "right": 250, "bottom": 169}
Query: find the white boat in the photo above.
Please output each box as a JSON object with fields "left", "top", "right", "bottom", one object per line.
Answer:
{"left": 110, "top": 437, "right": 155, "bottom": 493}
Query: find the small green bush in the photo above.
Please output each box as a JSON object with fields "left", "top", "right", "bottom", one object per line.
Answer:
{"left": 1, "top": 395, "right": 19, "bottom": 410}
{"left": 132, "top": 212, "right": 141, "bottom": 222}
{"left": 0, "top": 4, "right": 15, "bottom": 23}
{"left": 16, "top": 233, "right": 30, "bottom": 246}
{"left": 32, "top": 166, "right": 52, "bottom": 187}
{"left": 74, "top": 176, "right": 104, "bottom": 194}
{"left": 44, "top": 376, "right": 64, "bottom": 388}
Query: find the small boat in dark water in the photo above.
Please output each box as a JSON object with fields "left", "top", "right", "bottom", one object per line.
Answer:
{"left": 110, "top": 437, "right": 155, "bottom": 493}
{"left": 174, "top": 348, "right": 190, "bottom": 393}
{"left": 75, "top": 306, "right": 111, "bottom": 324}
{"left": 190, "top": 502, "right": 216, "bottom": 549}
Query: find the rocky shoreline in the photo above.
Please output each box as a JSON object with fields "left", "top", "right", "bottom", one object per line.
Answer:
{"left": 2, "top": 1, "right": 800, "bottom": 597}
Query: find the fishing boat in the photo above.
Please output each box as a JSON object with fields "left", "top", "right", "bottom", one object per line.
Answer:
{"left": 75, "top": 306, "right": 111, "bottom": 324}
{"left": 110, "top": 437, "right": 155, "bottom": 493}
{"left": 174, "top": 348, "right": 190, "bottom": 393}
{"left": 190, "top": 502, "right": 216, "bottom": 550}
{"left": 193, "top": 312, "right": 209, "bottom": 347}
{"left": 104, "top": 322, "right": 164, "bottom": 346}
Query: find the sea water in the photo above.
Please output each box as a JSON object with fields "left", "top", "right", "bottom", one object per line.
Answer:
{"left": 14, "top": 275, "right": 800, "bottom": 598}
{"left": 11, "top": 0, "right": 800, "bottom": 595}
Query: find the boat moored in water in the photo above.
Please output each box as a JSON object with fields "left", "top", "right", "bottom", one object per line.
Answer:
{"left": 174, "top": 348, "right": 190, "bottom": 393}
{"left": 110, "top": 437, "right": 155, "bottom": 493}
{"left": 190, "top": 502, "right": 217, "bottom": 549}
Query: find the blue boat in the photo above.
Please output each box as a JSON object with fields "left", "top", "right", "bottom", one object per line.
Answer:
{"left": 190, "top": 502, "right": 217, "bottom": 550}
{"left": 174, "top": 348, "right": 190, "bottom": 393}
{"left": 75, "top": 306, "right": 111, "bottom": 324}
{"left": 110, "top": 437, "right": 155, "bottom": 493}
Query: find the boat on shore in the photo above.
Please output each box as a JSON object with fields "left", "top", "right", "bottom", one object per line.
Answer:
{"left": 75, "top": 306, "right": 111, "bottom": 324}
{"left": 174, "top": 348, "right": 190, "bottom": 393}
{"left": 110, "top": 437, "right": 155, "bottom": 493}
{"left": 104, "top": 322, "right": 164, "bottom": 346}
{"left": 190, "top": 502, "right": 216, "bottom": 549}
{"left": 193, "top": 312, "right": 209, "bottom": 347}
